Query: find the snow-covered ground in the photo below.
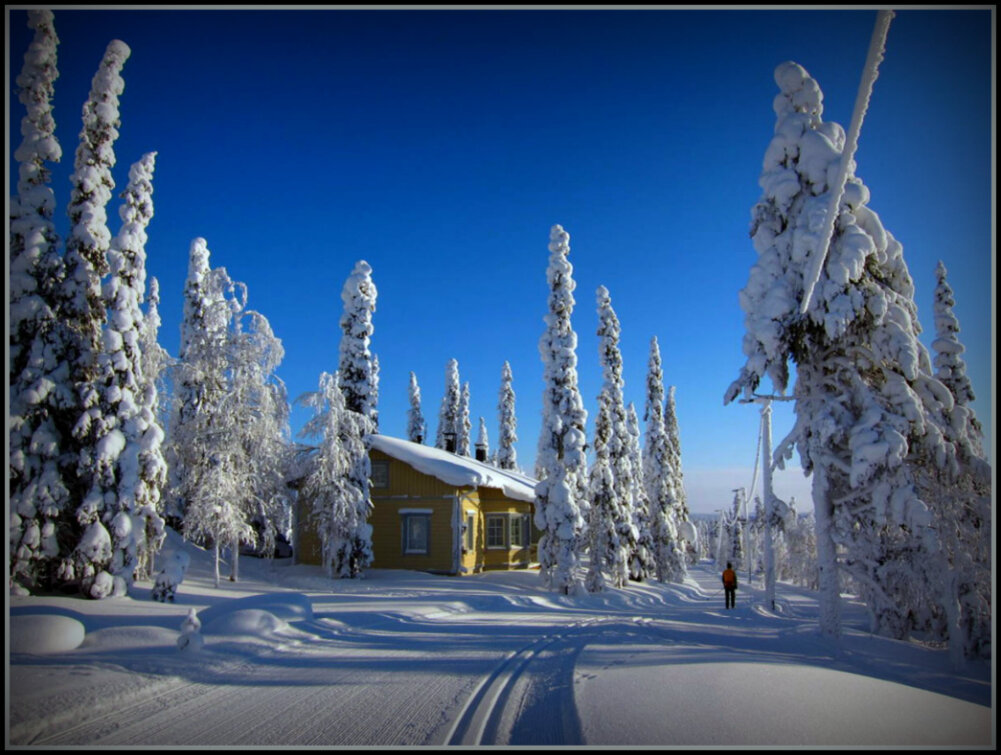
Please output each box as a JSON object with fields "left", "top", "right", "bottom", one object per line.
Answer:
{"left": 7, "top": 528, "right": 993, "bottom": 748}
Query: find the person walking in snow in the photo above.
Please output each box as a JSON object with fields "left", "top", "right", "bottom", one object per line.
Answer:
{"left": 722, "top": 562, "right": 737, "bottom": 609}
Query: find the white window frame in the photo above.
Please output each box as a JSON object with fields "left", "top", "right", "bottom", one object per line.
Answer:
{"left": 401, "top": 509, "right": 432, "bottom": 555}
{"left": 485, "top": 514, "right": 507, "bottom": 549}
{"left": 510, "top": 515, "right": 525, "bottom": 548}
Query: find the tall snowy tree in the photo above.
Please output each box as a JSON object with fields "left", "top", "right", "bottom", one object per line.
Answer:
{"left": 407, "top": 371, "right": 426, "bottom": 444}
{"left": 496, "top": 361, "right": 519, "bottom": 471}
{"left": 435, "top": 359, "right": 461, "bottom": 451}
{"left": 590, "top": 286, "right": 636, "bottom": 589}
{"left": 927, "top": 260, "right": 992, "bottom": 659}
{"left": 931, "top": 261, "right": 984, "bottom": 455}
{"left": 89, "top": 151, "right": 166, "bottom": 594}
{"left": 224, "top": 302, "right": 292, "bottom": 578}
{"left": 298, "top": 371, "right": 373, "bottom": 579}
{"left": 9, "top": 9, "right": 70, "bottom": 594}
{"left": 166, "top": 238, "right": 229, "bottom": 528}
{"left": 625, "top": 402, "right": 655, "bottom": 581}
{"left": 534, "top": 224, "right": 589, "bottom": 594}
{"left": 338, "top": 260, "right": 378, "bottom": 427}
{"left": 59, "top": 38, "right": 132, "bottom": 597}
{"left": 643, "top": 336, "right": 686, "bottom": 583}
{"left": 458, "top": 382, "right": 472, "bottom": 457}
{"left": 663, "top": 385, "right": 691, "bottom": 548}
{"left": 724, "top": 60, "right": 978, "bottom": 653}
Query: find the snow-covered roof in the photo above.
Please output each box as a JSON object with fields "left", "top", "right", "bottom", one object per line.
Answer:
{"left": 367, "top": 435, "right": 537, "bottom": 503}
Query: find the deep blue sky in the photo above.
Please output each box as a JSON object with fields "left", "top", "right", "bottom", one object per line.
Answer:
{"left": 7, "top": 7, "right": 993, "bottom": 513}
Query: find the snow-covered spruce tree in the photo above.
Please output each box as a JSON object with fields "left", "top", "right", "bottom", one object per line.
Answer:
{"left": 138, "top": 277, "right": 172, "bottom": 431}
{"left": 166, "top": 238, "right": 229, "bottom": 529}
{"left": 330, "top": 260, "right": 378, "bottom": 573}
{"left": 338, "top": 260, "right": 378, "bottom": 428}
{"left": 643, "top": 337, "right": 686, "bottom": 583}
{"left": 436, "top": 359, "right": 461, "bottom": 451}
{"left": 592, "top": 286, "right": 636, "bottom": 588}
{"left": 724, "top": 61, "right": 971, "bottom": 650}
{"left": 626, "top": 402, "right": 656, "bottom": 581}
{"left": 60, "top": 38, "right": 132, "bottom": 597}
{"left": 91, "top": 152, "right": 167, "bottom": 594}
{"left": 298, "top": 371, "right": 373, "bottom": 579}
{"left": 932, "top": 261, "right": 988, "bottom": 462}
{"left": 458, "top": 382, "right": 472, "bottom": 457}
{"left": 586, "top": 400, "right": 617, "bottom": 593}
{"left": 9, "top": 9, "right": 71, "bottom": 594}
{"left": 496, "top": 361, "right": 519, "bottom": 471}
{"left": 927, "top": 261, "right": 991, "bottom": 658}
{"left": 534, "top": 224, "right": 589, "bottom": 594}
{"left": 407, "top": 371, "right": 426, "bottom": 444}
{"left": 476, "top": 417, "right": 490, "bottom": 462}
{"left": 663, "top": 385, "right": 693, "bottom": 562}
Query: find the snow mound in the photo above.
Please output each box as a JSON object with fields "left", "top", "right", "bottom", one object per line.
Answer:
{"left": 10, "top": 614, "right": 86, "bottom": 654}
{"left": 202, "top": 608, "right": 287, "bottom": 637}
{"left": 197, "top": 592, "right": 313, "bottom": 638}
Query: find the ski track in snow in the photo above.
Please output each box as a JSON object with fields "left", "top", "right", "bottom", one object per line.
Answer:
{"left": 9, "top": 558, "right": 992, "bottom": 747}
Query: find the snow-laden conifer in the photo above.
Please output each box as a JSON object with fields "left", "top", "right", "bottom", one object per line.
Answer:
{"left": 591, "top": 286, "right": 636, "bottom": 588}
{"left": 139, "top": 277, "right": 172, "bottom": 429}
{"left": 931, "top": 261, "right": 984, "bottom": 455}
{"left": 435, "top": 359, "right": 461, "bottom": 451}
{"left": 60, "top": 38, "right": 131, "bottom": 597}
{"left": 298, "top": 372, "right": 373, "bottom": 579}
{"left": 663, "top": 385, "right": 693, "bottom": 561}
{"left": 338, "top": 260, "right": 378, "bottom": 427}
{"left": 88, "top": 152, "right": 166, "bottom": 594}
{"left": 407, "top": 371, "right": 426, "bottom": 444}
{"left": 643, "top": 337, "right": 686, "bottom": 583}
{"left": 586, "top": 400, "right": 617, "bottom": 593}
{"left": 496, "top": 361, "right": 519, "bottom": 471}
{"left": 724, "top": 61, "right": 976, "bottom": 652}
{"left": 534, "top": 224, "right": 588, "bottom": 594}
{"left": 625, "top": 402, "right": 655, "bottom": 581}
{"left": 9, "top": 9, "right": 69, "bottom": 594}
{"left": 458, "top": 382, "right": 472, "bottom": 457}
{"left": 166, "top": 239, "right": 229, "bottom": 527}
{"left": 927, "top": 261, "right": 991, "bottom": 658}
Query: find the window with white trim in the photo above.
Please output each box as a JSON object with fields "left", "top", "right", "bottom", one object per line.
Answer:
{"left": 402, "top": 513, "right": 431, "bottom": 554}
{"left": 485, "top": 514, "right": 507, "bottom": 549}
{"left": 510, "top": 515, "right": 525, "bottom": 548}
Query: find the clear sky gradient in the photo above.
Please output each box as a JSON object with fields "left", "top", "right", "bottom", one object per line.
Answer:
{"left": 7, "top": 7, "right": 993, "bottom": 514}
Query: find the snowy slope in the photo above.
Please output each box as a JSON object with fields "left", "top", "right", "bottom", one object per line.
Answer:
{"left": 7, "top": 527, "right": 993, "bottom": 747}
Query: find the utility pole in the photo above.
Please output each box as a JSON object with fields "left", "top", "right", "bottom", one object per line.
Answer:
{"left": 758, "top": 398, "right": 776, "bottom": 610}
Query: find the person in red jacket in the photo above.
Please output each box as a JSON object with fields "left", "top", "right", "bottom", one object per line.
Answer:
{"left": 722, "top": 562, "right": 737, "bottom": 609}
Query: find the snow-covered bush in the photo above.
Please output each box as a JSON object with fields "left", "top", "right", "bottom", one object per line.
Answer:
{"left": 152, "top": 549, "right": 190, "bottom": 603}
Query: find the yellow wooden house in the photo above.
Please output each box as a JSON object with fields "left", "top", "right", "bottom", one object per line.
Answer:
{"left": 294, "top": 435, "right": 538, "bottom": 575}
